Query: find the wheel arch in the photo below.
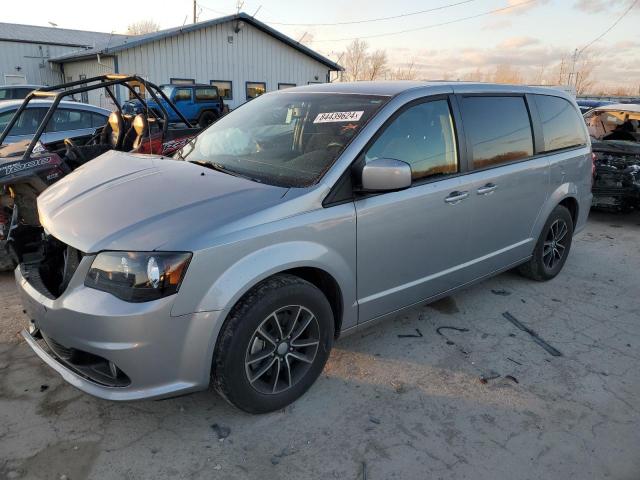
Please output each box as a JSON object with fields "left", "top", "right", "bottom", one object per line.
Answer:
{"left": 532, "top": 182, "right": 580, "bottom": 240}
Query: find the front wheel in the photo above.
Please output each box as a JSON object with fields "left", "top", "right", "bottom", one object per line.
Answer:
{"left": 518, "top": 204, "right": 574, "bottom": 281}
{"left": 212, "top": 274, "right": 334, "bottom": 414}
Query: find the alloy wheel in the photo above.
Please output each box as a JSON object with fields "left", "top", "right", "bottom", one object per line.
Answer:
{"left": 244, "top": 305, "right": 320, "bottom": 395}
{"left": 543, "top": 219, "right": 569, "bottom": 270}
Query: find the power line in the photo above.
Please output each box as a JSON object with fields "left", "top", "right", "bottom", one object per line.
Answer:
{"left": 264, "top": 0, "right": 477, "bottom": 26}
{"left": 578, "top": 0, "right": 638, "bottom": 56}
{"left": 305, "top": 0, "right": 537, "bottom": 43}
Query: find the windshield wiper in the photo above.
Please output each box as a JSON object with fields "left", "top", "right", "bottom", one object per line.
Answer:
{"left": 188, "top": 160, "right": 259, "bottom": 181}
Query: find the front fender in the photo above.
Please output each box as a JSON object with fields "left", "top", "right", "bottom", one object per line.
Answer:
{"left": 189, "top": 240, "right": 356, "bottom": 326}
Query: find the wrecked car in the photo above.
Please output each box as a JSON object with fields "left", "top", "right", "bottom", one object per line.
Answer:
{"left": 17, "top": 82, "right": 592, "bottom": 413}
{"left": 585, "top": 103, "right": 640, "bottom": 210}
{"left": 0, "top": 74, "right": 200, "bottom": 271}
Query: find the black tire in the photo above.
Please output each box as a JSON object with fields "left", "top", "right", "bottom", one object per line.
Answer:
{"left": 212, "top": 274, "right": 334, "bottom": 414}
{"left": 198, "top": 110, "right": 217, "bottom": 128}
{"left": 518, "top": 205, "right": 574, "bottom": 281}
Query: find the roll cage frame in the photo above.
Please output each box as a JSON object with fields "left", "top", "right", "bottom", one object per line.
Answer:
{"left": 0, "top": 74, "right": 193, "bottom": 160}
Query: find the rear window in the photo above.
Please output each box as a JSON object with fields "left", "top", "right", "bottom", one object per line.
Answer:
{"left": 534, "top": 95, "right": 587, "bottom": 151}
{"left": 461, "top": 96, "right": 534, "bottom": 169}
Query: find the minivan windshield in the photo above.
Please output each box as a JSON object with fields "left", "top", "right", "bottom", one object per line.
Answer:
{"left": 176, "top": 91, "right": 388, "bottom": 187}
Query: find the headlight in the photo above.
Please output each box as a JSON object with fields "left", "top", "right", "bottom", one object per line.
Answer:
{"left": 85, "top": 252, "right": 192, "bottom": 302}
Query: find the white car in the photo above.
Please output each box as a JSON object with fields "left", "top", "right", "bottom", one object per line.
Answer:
{"left": 0, "top": 84, "right": 44, "bottom": 102}
{"left": 0, "top": 100, "right": 110, "bottom": 146}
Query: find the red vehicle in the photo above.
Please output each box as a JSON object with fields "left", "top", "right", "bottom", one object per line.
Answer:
{"left": 0, "top": 74, "right": 200, "bottom": 270}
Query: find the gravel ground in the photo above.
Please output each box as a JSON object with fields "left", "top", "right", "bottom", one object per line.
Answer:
{"left": 1, "top": 210, "right": 639, "bottom": 480}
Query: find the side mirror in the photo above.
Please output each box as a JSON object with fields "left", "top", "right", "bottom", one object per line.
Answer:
{"left": 360, "top": 158, "right": 412, "bottom": 192}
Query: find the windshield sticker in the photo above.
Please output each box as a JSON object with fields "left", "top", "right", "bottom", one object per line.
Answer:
{"left": 314, "top": 111, "right": 364, "bottom": 123}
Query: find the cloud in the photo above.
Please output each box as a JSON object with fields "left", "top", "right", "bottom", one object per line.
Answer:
{"left": 574, "top": 0, "right": 638, "bottom": 13}
{"left": 496, "top": 0, "right": 551, "bottom": 15}
{"left": 498, "top": 36, "right": 541, "bottom": 48}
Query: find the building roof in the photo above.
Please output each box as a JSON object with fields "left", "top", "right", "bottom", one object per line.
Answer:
{"left": 49, "top": 13, "right": 342, "bottom": 71}
{"left": 0, "top": 22, "right": 125, "bottom": 48}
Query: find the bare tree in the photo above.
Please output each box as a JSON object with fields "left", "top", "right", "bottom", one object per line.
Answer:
{"left": 126, "top": 20, "right": 160, "bottom": 35}
{"left": 491, "top": 64, "right": 523, "bottom": 84}
{"left": 573, "top": 54, "right": 598, "bottom": 95}
{"left": 341, "top": 40, "right": 389, "bottom": 81}
{"left": 366, "top": 49, "right": 388, "bottom": 80}
{"left": 342, "top": 39, "right": 369, "bottom": 82}
{"left": 389, "top": 60, "right": 417, "bottom": 81}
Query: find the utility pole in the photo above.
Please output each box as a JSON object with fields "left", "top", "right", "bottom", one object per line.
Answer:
{"left": 193, "top": 0, "right": 197, "bottom": 23}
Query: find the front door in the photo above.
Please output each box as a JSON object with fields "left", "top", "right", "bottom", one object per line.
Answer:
{"left": 355, "top": 97, "right": 476, "bottom": 322}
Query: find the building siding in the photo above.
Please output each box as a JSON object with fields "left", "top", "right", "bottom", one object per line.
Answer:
{"left": 0, "top": 40, "right": 71, "bottom": 86}
{"left": 62, "top": 57, "right": 116, "bottom": 108}
{"left": 62, "top": 21, "right": 331, "bottom": 109}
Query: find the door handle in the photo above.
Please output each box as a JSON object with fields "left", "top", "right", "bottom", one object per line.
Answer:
{"left": 477, "top": 183, "right": 497, "bottom": 195}
{"left": 444, "top": 191, "right": 469, "bottom": 204}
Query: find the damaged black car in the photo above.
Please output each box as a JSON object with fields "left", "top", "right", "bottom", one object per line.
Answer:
{"left": 585, "top": 104, "right": 640, "bottom": 211}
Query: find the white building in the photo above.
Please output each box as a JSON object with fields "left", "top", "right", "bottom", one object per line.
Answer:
{"left": 0, "top": 22, "right": 124, "bottom": 87}
{"left": 22, "top": 13, "right": 341, "bottom": 110}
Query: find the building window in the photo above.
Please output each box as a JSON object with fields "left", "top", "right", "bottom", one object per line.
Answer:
{"left": 210, "top": 80, "right": 232, "bottom": 100}
{"left": 246, "top": 82, "right": 266, "bottom": 100}
{"left": 79, "top": 74, "right": 88, "bottom": 104}
{"left": 170, "top": 78, "right": 195, "bottom": 85}
{"left": 278, "top": 83, "right": 296, "bottom": 90}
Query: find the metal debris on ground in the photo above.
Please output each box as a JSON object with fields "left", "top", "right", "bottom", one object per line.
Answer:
{"left": 506, "top": 357, "right": 523, "bottom": 366}
{"left": 210, "top": 423, "right": 231, "bottom": 440}
{"left": 362, "top": 461, "right": 367, "bottom": 480}
{"left": 369, "top": 416, "right": 381, "bottom": 425}
{"left": 502, "top": 311, "right": 563, "bottom": 357}
{"left": 478, "top": 373, "right": 500, "bottom": 384}
{"left": 504, "top": 375, "right": 519, "bottom": 384}
{"left": 436, "top": 326, "right": 470, "bottom": 345}
{"left": 397, "top": 328, "right": 423, "bottom": 338}
{"left": 491, "top": 289, "right": 511, "bottom": 296}
{"left": 39, "top": 384, "right": 49, "bottom": 392}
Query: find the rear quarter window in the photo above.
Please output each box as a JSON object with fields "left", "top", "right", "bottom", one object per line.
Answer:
{"left": 461, "top": 96, "right": 534, "bottom": 169}
{"left": 534, "top": 95, "right": 587, "bottom": 152}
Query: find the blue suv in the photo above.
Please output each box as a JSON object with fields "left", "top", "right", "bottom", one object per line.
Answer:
{"left": 125, "top": 84, "right": 225, "bottom": 127}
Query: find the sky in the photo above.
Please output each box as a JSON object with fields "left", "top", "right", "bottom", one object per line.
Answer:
{"left": 3, "top": 0, "right": 639, "bottom": 92}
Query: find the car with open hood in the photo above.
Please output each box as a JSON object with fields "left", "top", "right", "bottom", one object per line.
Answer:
{"left": 585, "top": 103, "right": 640, "bottom": 210}
{"left": 17, "top": 81, "right": 592, "bottom": 413}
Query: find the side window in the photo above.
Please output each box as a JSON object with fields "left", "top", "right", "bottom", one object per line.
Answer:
{"left": 0, "top": 110, "right": 15, "bottom": 132}
{"left": 365, "top": 99, "right": 458, "bottom": 181}
{"left": 47, "top": 109, "right": 93, "bottom": 132}
{"left": 461, "top": 96, "right": 533, "bottom": 169}
{"left": 195, "top": 87, "right": 218, "bottom": 101}
{"left": 3, "top": 108, "right": 47, "bottom": 136}
{"left": 534, "top": 95, "right": 587, "bottom": 152}
{"left": 91, "top": 112, "right": 108, "bottom": 128}
{"left": 210, "top": 81, "right": 232, "bottom": 100}
{"left": 174, "top": 88, "right": 192, "bottom": 102}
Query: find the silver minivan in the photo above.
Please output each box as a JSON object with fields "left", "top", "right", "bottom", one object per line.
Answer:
{"left": 17, "top": 82, "right": 592, "bottom": 413}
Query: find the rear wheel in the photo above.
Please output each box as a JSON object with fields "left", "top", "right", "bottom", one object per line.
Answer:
{"left": 212, "top": 274, "right": 334, "bottom": 414}
{"left": 198, "top": 110, "right": 218, "bottom": 128}
{"left": 518, "top": 205, "right": 574, "bottom": 281}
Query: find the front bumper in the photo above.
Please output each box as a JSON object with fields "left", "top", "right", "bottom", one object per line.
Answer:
{"left": 16, "top": 260, "right": 224, "bottom": 401}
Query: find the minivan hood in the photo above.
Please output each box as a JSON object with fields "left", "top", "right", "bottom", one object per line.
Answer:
{"left": 38, "top": 151, "right": 289, "bottom": 253}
